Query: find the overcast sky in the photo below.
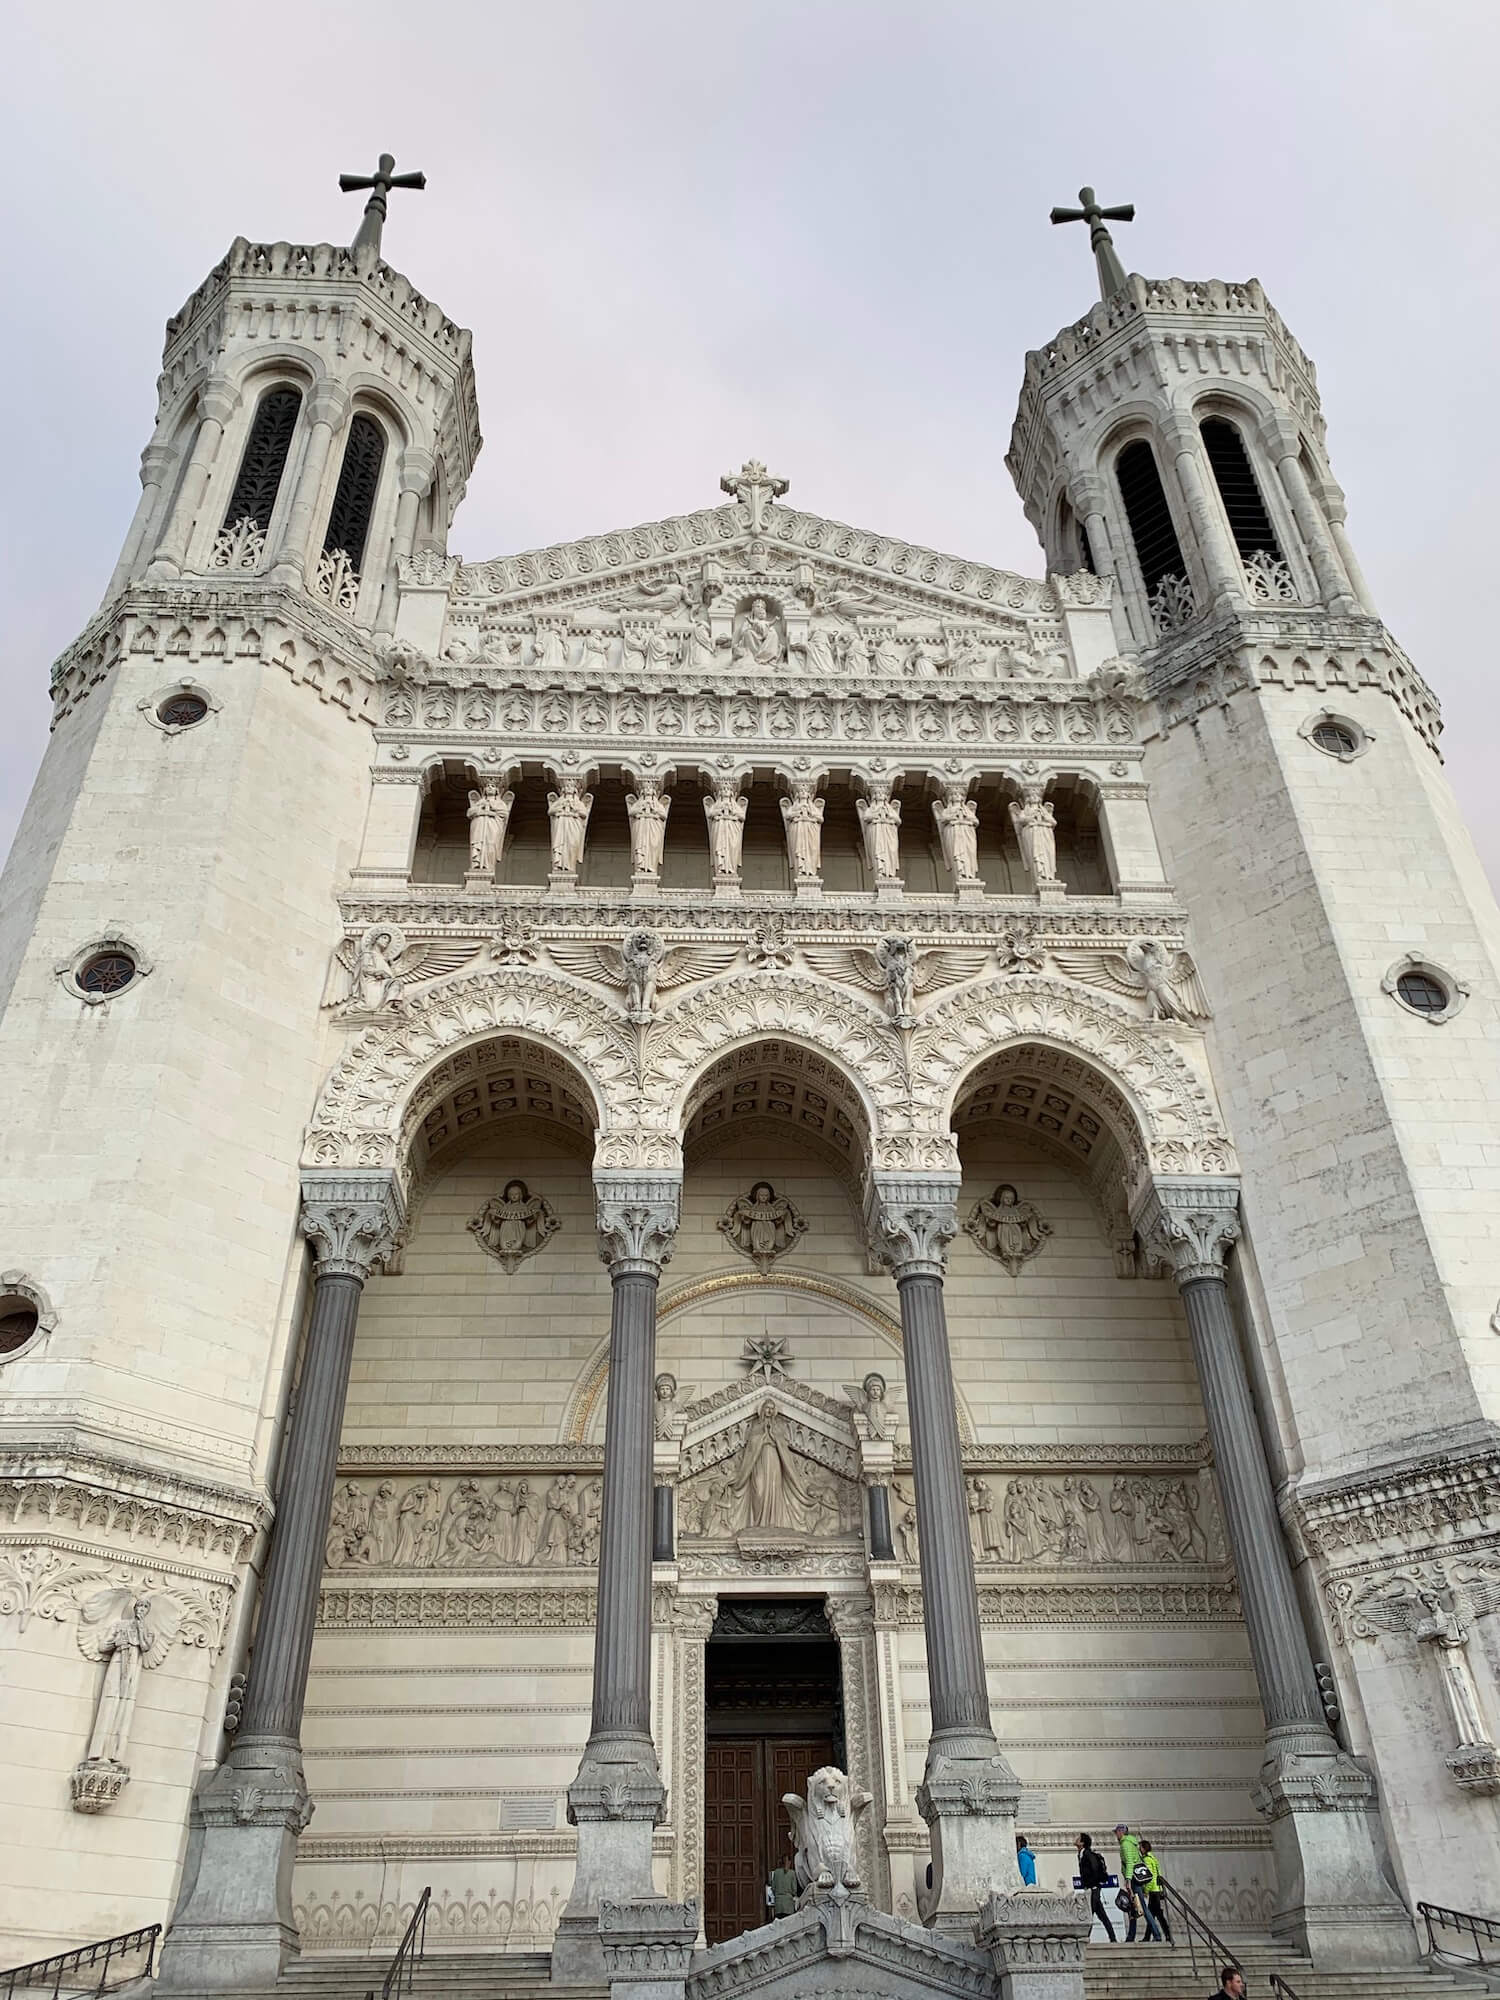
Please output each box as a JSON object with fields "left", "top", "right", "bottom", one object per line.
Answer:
{"left": 3, "top": 1, "right": 1497, "bottom": 885}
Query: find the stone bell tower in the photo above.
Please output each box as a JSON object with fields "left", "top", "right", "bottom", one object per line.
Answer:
{"left": 0, "top": 161, "right": 478, "bottom": 1971}
{"left": 1011, "top": 198, "right": 1500, "bottom": 1921}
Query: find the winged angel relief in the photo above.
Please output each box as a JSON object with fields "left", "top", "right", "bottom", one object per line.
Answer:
{"left": 548, "top": 929, "right": 740, "bottom": 1022}
{"left": 802, "top": 933, "right": 989, "bottom": 1027}
{"left": 326, "top": 923, "right": 479, "bottom": 1015}
{"left": 1340, "top": 1567, "right": 1500, "bottom": 1791}
{"left": 71, "top": 1587, "right": 184, "bottom": 1811}
{"left": 1051, "top": 938, "right": 1209, "bottom": 1024}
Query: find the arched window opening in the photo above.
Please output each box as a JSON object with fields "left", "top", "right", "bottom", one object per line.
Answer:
{"left": 1115, "top": 440, "right": 1187, "bottom": 616}
{"left": 221, "top": 385, "right": 301, "bottom": 534}
{"left": 1200, "top": 417, "right": 1284, "bottom": 568}
{"left": 323, "top": 414, "right": 387, "bottom": 574}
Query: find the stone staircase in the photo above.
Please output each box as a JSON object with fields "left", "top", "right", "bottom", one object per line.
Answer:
{"left": 212, "top": 1950, "right": 606, "bottom": 2000}
{"left": 1082, "top": 1937, "right": 1475, "bottom": 2000}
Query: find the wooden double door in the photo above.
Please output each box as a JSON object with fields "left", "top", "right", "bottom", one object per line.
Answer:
{"left": 702, "top": 1734, "right": 834, "bottom": 1944}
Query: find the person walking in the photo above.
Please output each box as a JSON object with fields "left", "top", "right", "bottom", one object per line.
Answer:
{"left": 1075, "top": 1832, "right": 1116, "bottom": 1942}
{"left": 1140, "top": 1838, "right": 1173, "bottom": 1944}
{"left": 1114, "top": 1822, "right": 1144, "bottom": 1942}
{"left": 1016, "top": 1833, "right": 1038, "bottom": 1886}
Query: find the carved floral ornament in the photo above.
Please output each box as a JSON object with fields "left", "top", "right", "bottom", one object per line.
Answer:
{"left": 301, "top": 963, "right": 1236, "bottom": 1198}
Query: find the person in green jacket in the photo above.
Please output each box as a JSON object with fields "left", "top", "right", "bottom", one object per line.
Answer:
{"left": 1114, "top": 1823, "right": 1160, "bottom": 1942}
{"left": 1140, "top": 1840, "right": 1173, "bottom": 1944}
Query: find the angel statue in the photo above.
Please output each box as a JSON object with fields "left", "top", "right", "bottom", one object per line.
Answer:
{"left": 326, "top": 924, "right": 478, "bottom": 1014}
{"left": 719, "top": 1182, "right": 808, "bottom": 1272}
{"left": 783, "top": 1765, "right": 872, "bottom": 1896}
{"left": 548, "top": 930, "right": 740, "bottom": 1022}
{"left": 1051, "top": 938, "right": 1210, "bottom": 1024}
{"left": 1346, "top": 1568, "right": 1500, "bottom": 1785}
{"left": 74, "top": 1588, "right": 183, "bottom": 1794}
{"left": 844, "top": 1371, "right": 891, "bottom": 1442}
{"left": 467, "top": 781, "right": 514, "bottom": 880}
{"left": 964, "top": 1184, "right": 1052, "bottom": 1276}
{"left": 803, "top": 933, "right": 989, "bottom": 1028}
{"left": 469, "top": 1179, "right": 561, "bottom": 1274}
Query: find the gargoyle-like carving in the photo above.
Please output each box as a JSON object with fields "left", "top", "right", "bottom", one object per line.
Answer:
{"left": 802, "top": 933, "right": 989, "bottom": 1027}
{"left": 784, "top": 1766, "right": 872, "bottom": 1895}
{"left": 719, "top": 1182, "right": 807, "bottom": 1272}
{"left": 469, "top": 1180, "right": 561, "bottom": 1274}
{"left": 963, "top": 1184, "right": 1052, "bottom": 1275}
{"left": 548, "top": 930, "right": 739, "bottom": 1021}
{"left": 326, "top": 924, "right": 479, "bottom": 1013}
{"left": 1052, "top": 939, "right": 1209, "bottom": 1023}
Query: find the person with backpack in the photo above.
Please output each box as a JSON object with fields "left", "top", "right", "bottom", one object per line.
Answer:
{"left": 1016, "top": 1833, "right": 1038, "bottom": 1886}
{"left": 1139, "top": 1839, "right": 1173, "bottom": 1943}
{"left": 1128, "top": 1841, "right": 1164, "bottom": 1942}
{"left": 1075, "top": 1832, "right": 1116, "bottom": 1941}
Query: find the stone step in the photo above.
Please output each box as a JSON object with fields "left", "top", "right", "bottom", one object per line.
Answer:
{"left": 1083, "top": 1946, "right": 1467, "bottom": 2000}
{"left": 218, "top": 1951, "right": 607, "bottom": 2000}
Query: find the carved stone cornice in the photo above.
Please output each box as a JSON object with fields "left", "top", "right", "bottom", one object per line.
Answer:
{"left": 1287, "top": 1428, "right": 1500, "bottom": 1568}
{"left": 1132, "top": 1178, "right": 1241, "bottom": 1283}
{"left": 299, "top": 1172, "right": 405, "bottom": 1280}
{"left": 873, "top": 1578, "right": 1243, "bottom": 1626}
{"left": 594, "top": 1175, "right": 681, "bottom": 1279}
{"left": 865, "top": 1176, "right": 961, "bottom": 1279}
{"left": 0, "top": 1443, "right": 268, "bottom": 1565}
{"left": 318, "top": 1582, "right": 598, "bottom": 1629}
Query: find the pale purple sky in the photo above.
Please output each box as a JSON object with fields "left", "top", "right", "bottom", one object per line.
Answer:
{"left": 3, "top": 2, "right": 1497, "bottom": 883}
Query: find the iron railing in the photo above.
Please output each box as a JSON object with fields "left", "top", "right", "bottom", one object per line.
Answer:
{"left": 1269, "top": 1975, "right": 1304, "bottom": 2000}
{"left": 0, "top": 1924, "right": 160, "bottom": 1998}
{"left": 1419, "top": 1902, "right": 1500, "bottom": 1968}
{"left": 1157, "top": 1877, "right": 1241, "bottom": 1988}
{"left": 365, "top": 1887, "right": 430, "bottom": 2000}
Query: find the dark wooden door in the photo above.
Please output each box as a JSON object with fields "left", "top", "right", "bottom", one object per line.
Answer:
{"left": 703, "top": 1735, "right": 834, "bottom": 1944}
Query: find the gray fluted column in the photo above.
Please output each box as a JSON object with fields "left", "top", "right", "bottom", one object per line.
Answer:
{"left": 867, "top": 1175, "right": 1023, "bottom": 1929}
{"left": 1260, "top": 417, "right": 1358, "bottom": 615}
{"left": 1135, "top": 1179, "right": 1414, "bottom": 1968}
{"left": 107, "top": 440, "right": 177, "bottom": 599}
{"left": 147, "top": 377, "right": 239, "bottom": 579}
{"left": 556, "top": 1174, "right": 681, "bottom": 1981}
{"left": 269, "top": 383, "right": 349, "bottom": 585}
{"left": 157, "top": 1174, "right": 402, "bottom": 1993}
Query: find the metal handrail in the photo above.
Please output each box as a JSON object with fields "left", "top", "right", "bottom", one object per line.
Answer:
{"left": 1419, "top": 1901, "right": 1500, "bottom": 1967}
{"left": 1158, "top": 1877, "right": 1241, "bottom": 1988}
{"left": 1269, "top": 1975, "right": 1304, "bottom": 2000}
{"left": 0, "top": 1924, "right": 160, "bottom": 1998}
{"left": 365, "top": 1886, "right": 430, "bottom": 2000}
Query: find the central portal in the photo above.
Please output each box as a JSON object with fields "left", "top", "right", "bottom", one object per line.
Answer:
{"left": 702, "top": 1598, "right": 844, "bottom": 1944}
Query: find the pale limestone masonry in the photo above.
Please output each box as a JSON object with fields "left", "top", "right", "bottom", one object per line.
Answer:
{"left": 0, "top": 192, "right": 1495, "bottom": 1995}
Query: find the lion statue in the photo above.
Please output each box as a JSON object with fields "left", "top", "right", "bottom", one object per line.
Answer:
{"left": 782, "top": 1765, "right": 873, "bottom": 1897}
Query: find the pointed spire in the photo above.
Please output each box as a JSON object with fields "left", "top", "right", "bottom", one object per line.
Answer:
{"left": 1049, "top": 186, "right": 1136, "bottom": 301}
{"left": 338, "top": 153, "right": 427, "bottom": 258}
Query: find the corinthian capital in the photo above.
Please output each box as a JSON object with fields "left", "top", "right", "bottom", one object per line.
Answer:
{"left": 299, "top": 1172, "right": 405, "bottom": 1281}
{"left": 595, "top": 1175, "right": 682, "bottom": 1279}
{"left": 865, "top": 1175, "right": 961, "bottom": 1279}
{"left": 1133, "top": 1178, "right": 1241, "bottom": 1284}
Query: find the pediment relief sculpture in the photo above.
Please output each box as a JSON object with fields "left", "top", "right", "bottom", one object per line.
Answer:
{"left": 469, "top": 1180, "right": 561, "bottom": 1274}
{"left": 324, "top": 1472, "right": 602, "bottom": 1571}
{"left": 963, "top": 1184, "right": 1052, "bottom": 1275}
{"left": 719, "top": 1183, "right": 807, "bottom": 1272}
{"left": 676, "top": 1390, "right": 862, "bottom": 1553}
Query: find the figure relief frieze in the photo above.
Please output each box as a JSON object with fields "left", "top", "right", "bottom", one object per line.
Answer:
{"left": 324, "top": 1471, "right": 604, "bottom": 1572}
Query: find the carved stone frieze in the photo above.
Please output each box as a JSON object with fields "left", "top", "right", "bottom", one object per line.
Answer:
{"left": 0, "top": 1444, "right": 266, "bottom": 1564}
{"left": 872, "top": 1577, "right": 1243, "bottom": 1625}
{"left": 323, "top": 1470, "right": 603, "bottom": 1571}
{"left": 317, "top": 1583, "right": 598, "bottom": 1629}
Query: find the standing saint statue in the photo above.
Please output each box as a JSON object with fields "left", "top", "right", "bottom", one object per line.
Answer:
{"left": 780, "top": 781, "right": 825, "bottom": 885}
{"left": 547, "top": 775, "right": 594, "bottom": 880}
{"left": 855, "top": 784, "right": 903, "bottom": 884}
{"left": 964, "top": 1183, "right": 1052, "bottom": 1275}
{"left": 467, "top": 781, "right": 513, "bottom": 880}
{"left": 730, "top": 1399, "right": 818, "bottom": 1532}
{"left": 72, "top": 1588, "right": 183, "bottom": 1807}
{"left": 932, "top": 788, "right": 982, "bottom": 886}
{"left": 1009, "top": 785, "right": 1059, "bottom": 886}
{"left": 704, "top": 780, "right": 749, "bottom": 887}
{"left": 626, "top": 778, "right": 671, "bottom": 882}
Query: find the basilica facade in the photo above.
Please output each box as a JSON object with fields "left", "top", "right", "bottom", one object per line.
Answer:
{"left": 1, "top": 178, "right": 1498, "bottom": 1997}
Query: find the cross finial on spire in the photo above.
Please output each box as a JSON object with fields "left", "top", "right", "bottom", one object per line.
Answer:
{"left": 338, "top": 152, "right": 427, "bottom": 258}
{"left": 1049, "top": 186, "right": 1136, "bottom": 301}
{"left": 720, "top": 459, "right": 789, "bottom": 533}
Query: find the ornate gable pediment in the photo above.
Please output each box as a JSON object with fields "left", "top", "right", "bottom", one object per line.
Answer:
{"left": 675, "top": 1381, "right": 863, "bottom": 1556}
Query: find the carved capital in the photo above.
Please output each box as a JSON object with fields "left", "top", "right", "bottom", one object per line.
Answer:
{"left": 595, "top": 1175, "right": 682, "bottom": 1279}
{"left": 306, "top": 382, "right": 352, "bottom": 430}
{"left": 865, "top": 1175, "right": 961, "bottom": 1279}
{"left": 1132, "top": 1178, "right": 1241, "bottom": 1285}
{"left": 197, "top": 376, "right": 240, "bottom": 429}
{"left": 398, "top": 445, "right": 436, "bottom": 495}
{"left": 299, "top": 1172, "right": 405, "bottom": 1281}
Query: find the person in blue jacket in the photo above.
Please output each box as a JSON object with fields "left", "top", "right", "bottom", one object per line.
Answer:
{"left": 1016, "top": 1833, "right": 1038, "bottom": 1886}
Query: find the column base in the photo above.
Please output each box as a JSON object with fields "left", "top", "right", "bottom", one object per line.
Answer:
{"left": 463, "top": 871, "right": 497, "bottom": 893}
{"left": 954, "top": 880, "right": 986, "bottom": 903}
{"left": 555, "top": 1745, "right": 666, "bottom": 1984}
{"left": 596, "top": 1898, "right": 698, "bottom": 2000}
{"left": 1251, "top": 1739, "right": 1416, "bottom": 1969}
{"left": 155, "top": 1739, "right": 312, "bottom": 1993}
{"left": 976, "top": 1889, "right": 1091, "bottom": 2000}
{"left": 915, "top": 1739, "right": 1023, "bottom": 1934}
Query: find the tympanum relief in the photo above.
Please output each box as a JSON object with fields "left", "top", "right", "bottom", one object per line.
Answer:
{"left": 676, "top": 1400, "right": 862, "bottom": 1553}
{"left": 469, "top": 1180, "right": 561, "bottom": 1273}
{"left": 718, "top": 1182, "right": 808, "bottom": 1271}
{"left": 962, "top": 1184, "right": 1052, "bottom": 1275}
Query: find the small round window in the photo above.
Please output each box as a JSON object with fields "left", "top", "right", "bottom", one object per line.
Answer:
{"left": 1312, "top": 721, "right": 1358, "bottom": 756}
{"left": 156, "top": 691, "right": 209, "bottom": 729}
{"left": 77, "top": 951, "right": 138, "bottom": 997}
{"left": 0, "top": 1304, "right": 38, "bottom": 1355}
{"left": 1396, "top": 971, "right": 1447, "bottom": 1015}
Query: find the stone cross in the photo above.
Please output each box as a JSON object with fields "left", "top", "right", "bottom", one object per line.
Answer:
{"left": 339, "top": 153, "right": 427, "bottom": 257}
{"left": 1049, "top": 186, "right": 1135, "bottom": 301}
{"left": 720, "top": 459, "right": 789, "bottom": 534}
